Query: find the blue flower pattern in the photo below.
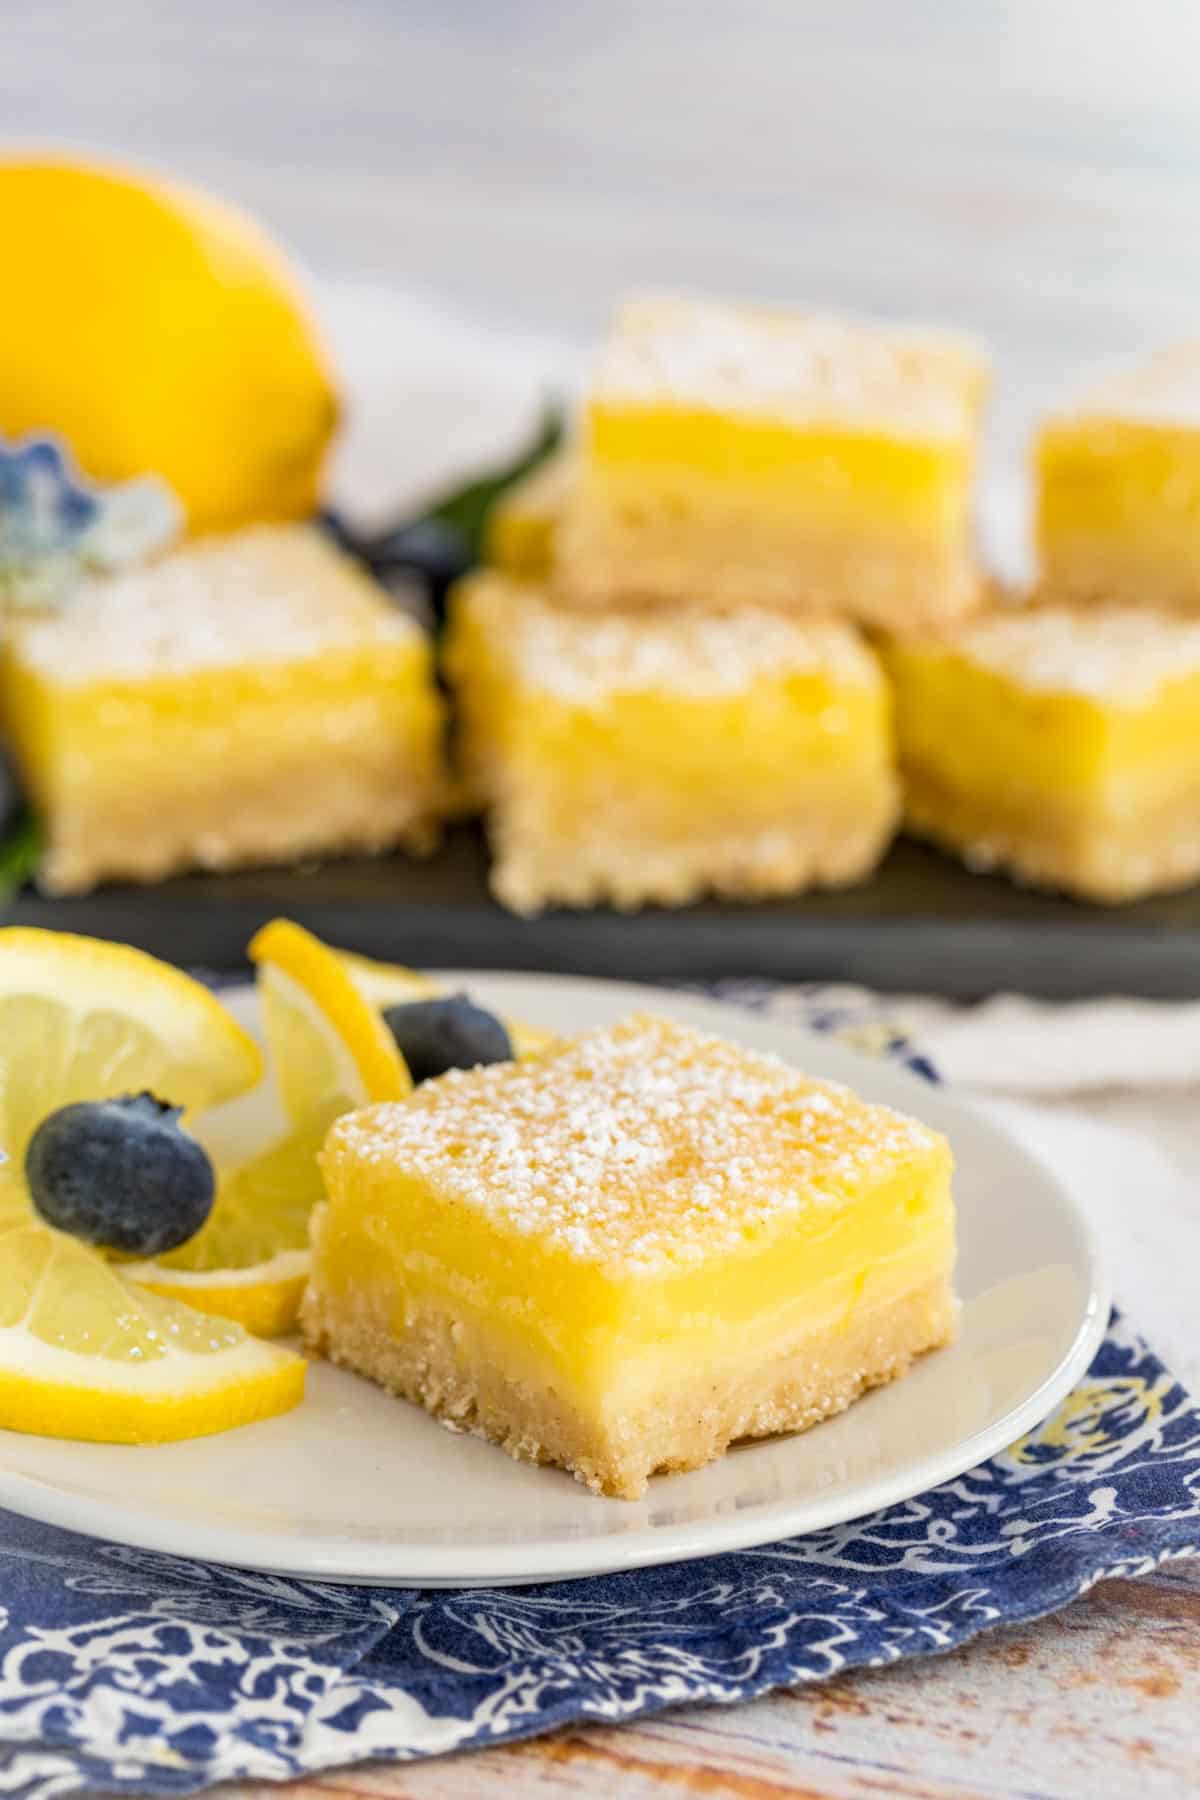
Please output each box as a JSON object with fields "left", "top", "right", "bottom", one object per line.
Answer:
{"left": 0, "top": 995, "right": 1195, "bottom": 1798}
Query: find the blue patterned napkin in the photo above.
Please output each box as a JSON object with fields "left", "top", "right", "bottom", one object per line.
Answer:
{"left": 1, "top": 994, "right": 1198, "bottom": 1800}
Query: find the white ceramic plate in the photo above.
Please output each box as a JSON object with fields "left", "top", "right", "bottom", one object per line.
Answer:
{"left": 0, "top": 973, "right": 1108, "bottom": 1587}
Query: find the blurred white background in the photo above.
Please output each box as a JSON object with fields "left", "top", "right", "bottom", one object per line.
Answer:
{"left": 8, "top": 1, "right": 1200, "bottom": 521}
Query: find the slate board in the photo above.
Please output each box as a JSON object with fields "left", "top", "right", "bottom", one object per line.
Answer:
{"left": 3, "top": 825, "right": 1199, "bottom": 1000}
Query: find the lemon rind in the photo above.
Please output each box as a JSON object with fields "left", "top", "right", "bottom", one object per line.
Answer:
{"left": 124, "top": 1250, "right": 311, "bottom": 1339}
{"left": 249, "top": 918, "right": 411, "bottom": 1109}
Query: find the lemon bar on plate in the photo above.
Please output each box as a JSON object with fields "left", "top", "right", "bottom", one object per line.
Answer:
{"left": 305, "top": 1013, "right": 957, "bottom": 1498}
{"left": 3, "top": 524, "right": 445, "bottom": 893}
{"left": 557, "top": 293, "right": 989, "bottom": 630}
{"left": 447, "top": 571, "right": 899, "bottom": 914}
{"left": 1037, "top": 343, "right": 1200, "bottom": 609}
{"left": 884, "top": 603, "right": 1200, "bottom": 902}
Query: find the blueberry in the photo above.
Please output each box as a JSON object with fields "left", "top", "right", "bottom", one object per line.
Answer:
{"left": 320, "top": 510, "right": 471, "bottom": 624}
{"left": 25, "top": 1092, "right": 215, "bottom": 1256}
{"left": 382, "top": 995, "right": 513, "bottom": 1086}
{"left": 363, "top": 517, "right": 473, "bottom": 596}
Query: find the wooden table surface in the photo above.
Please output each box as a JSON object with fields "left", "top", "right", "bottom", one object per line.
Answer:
{"left": 8, "top": 3, "right": 1200, "bottom": 1792}
{"left": 205, "top": 1561, "right": 1200, "bottom": 1799}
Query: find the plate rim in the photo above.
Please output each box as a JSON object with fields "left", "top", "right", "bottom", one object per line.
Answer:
{"left": 0, "top": 970, "right": 1111, "bottom": 1586}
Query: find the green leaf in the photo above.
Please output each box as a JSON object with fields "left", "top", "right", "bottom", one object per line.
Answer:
{"left": 0, "top": 814, "right": 40, "bottom": 902}
{"left": 417, "top": 400, "right": 565, "bottom": 563}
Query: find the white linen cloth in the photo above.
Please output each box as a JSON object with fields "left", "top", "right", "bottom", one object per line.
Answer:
{"left": 321, "top": 275, "right": 1200, "bottom": 1394}
{"left": 826, "top": 989, "right": 1200, "bottom": 1394}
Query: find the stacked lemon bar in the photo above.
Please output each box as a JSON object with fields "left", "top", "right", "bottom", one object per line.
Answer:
{"left": 557, "top": 294, "right": 988, "bottom": 627}
{"left": 3, "top": 524, "right": 445, "bottom": 893}
{"left": 884, "top": 343, "right": 1200, "bottom": 904}
{"left": 455, "top": 291, "right": 990, "bottom": 913}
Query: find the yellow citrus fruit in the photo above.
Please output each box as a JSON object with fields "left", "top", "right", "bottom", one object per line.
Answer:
{"left": 124, "top": 926, "right": 557, "bottom": 1341}
{"left": 249, "top": 918, "right": 412, "bottom": 1129}
{"left": 0, "top": 927, "right": 262, "bottom": 1163}
{"left": 0, "top": 154, "right": 339, "bottom": 532}
{"left": 124, "top": 1117, "right": 326, "bottom": 1338}
{"left": 335, "top": 946, "right": 440, "bottom": 1009}
{"left": 0, "top": 1186, "right": 304, "bottom": 1443}
{"left": 125, "top": 922, "right": 411, "bottom": 1337}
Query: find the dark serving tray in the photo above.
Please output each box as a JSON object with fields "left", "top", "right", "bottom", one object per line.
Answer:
{"left": 3, "top": 825, "right": 1198, "bottom": 1000}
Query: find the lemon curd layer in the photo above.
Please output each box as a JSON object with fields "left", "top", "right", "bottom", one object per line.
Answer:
{"left": 3, "top": 525, "right": 445, "bottom": 894}
{"left": 305, "top": 1014, "right": 957, "bottom": 1498}
{"left": 447, "top": 572, "right": 899, "bottom": 914}
{"left": 1037, "top": 344, "right": 1200, "bottom": 609}
{"left": 558, "top": 294, "right": 988, "bottom": 629}
{"left": 884, "top": 604, "right": 1200, "bottom": 902}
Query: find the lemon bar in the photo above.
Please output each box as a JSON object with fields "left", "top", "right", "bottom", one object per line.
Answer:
{"left": 3, "top": 524, "right": 445, "bottom": 894}
{"left": 1037, "top": 344, "right": 1200, "bottom": 609}
{"left": 484, "top": 448, "right": 573, "bottom": 578}
{"left": 557, "top": 294, "right": 988, "bottom": 629}
{"left": 305, "top": 1013, "right": 956, "bottom": 1498}
{"left": 447, "top": 571, "right": 899, "bottom": 914}
{"left": 884, "top": 603, "right": 1200, "bottom": 902}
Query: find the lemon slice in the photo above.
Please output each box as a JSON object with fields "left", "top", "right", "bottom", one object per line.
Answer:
{"left": 124, "top": 1119, "right": 325, "bottom": 1337}
{"left": 124, "top": 926, "right": 555, "bottom": 1341}
{"left": 249, "top": 919, "right": 411, "bottom": 1129}
{"left": 0, "top": 928, "right": 262, "bottom": 1163}
{"left": 335, "top": 947, "right": 439, "bottom": 1009}
{"left": 336, "top": 944, "right": 559, "bottom": 1060}
{"left": 0, "top": 1187, "right": 303, "bottom": 1443}
{"left": 121, "top": 924, "right": 411, "bottom": 1336}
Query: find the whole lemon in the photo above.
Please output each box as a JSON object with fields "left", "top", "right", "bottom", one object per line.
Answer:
{"left": 0, "top": 154, "right": 340, "bottom": 532}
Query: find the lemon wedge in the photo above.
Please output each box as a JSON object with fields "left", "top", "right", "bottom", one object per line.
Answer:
{"left": 249, "top": 919, "right": 411, "bottom": 1129}
{"left": 0, "top": 930, "right": 302, "bottom": 1435}
{"left": 124, "top": 1120, "right": 325, "bottom": 1338}
{"left": 122, "top": 924, "right": 409, "bottom": 1336}
{"left": 123, "top": 927, "right": 553, "bottom": 1339}
{"left": 0, "top": 1187, "right": 303, "bottom": 1442}
{"left": 0, "top": 928, "right": 262, "bottom": 1164}
{"left": 335, "top": 946, "right": 439, "bottom": 1009}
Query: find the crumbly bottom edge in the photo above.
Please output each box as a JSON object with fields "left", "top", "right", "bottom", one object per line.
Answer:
{"left": 36, "top": 778, "right": 443, "bottom": 896}
{"left": 1038, "top": 537, "right": 1200, "bottom": 614}
{"left": 556, "top": 524, "right": 983, "bottom": 633}
{"left": 301, "top": 1274, "right": 958, "bottom": 1500}
{"left": 901, "top": 760, "right": 1200, "bottom": 904}
{"left": 487, "top": 788, "right": 901, "bottom": 915}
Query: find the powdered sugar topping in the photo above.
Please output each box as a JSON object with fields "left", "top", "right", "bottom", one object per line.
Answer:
{"left": 1053, "top": 342, "right": 1200, "bottom": 429}
{"left": 917, "top": 602, "right": 1200, "bottom": 705}
{"left": 324, "top": 1014, "right": 944, "bottom": 1276}
{"left": 594, "top": 294, "right": 986, "bottom": 442}
{"left": 13, "top": 524, "right": 423, "bottom": 685}
{"left": 461, "top": 574, "right": 882, "bottom": 703}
